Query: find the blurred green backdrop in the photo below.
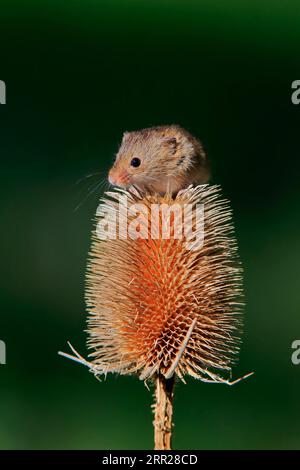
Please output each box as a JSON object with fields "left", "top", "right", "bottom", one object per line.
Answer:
{"left": 0, "top": 0, "right": 300, "bottom": 450}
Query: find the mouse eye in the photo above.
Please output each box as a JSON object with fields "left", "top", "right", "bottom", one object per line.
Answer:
{"left": 130, "top": 157, "right": 141, "bottom": 168}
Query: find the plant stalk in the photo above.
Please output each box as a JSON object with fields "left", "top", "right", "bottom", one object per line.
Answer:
{"left": 153, "top": 374, "right": 175, "bottom": 450}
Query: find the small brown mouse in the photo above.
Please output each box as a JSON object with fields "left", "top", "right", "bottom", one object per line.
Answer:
{"left": 108, "top": 125, "right": 210, "bottom": 195}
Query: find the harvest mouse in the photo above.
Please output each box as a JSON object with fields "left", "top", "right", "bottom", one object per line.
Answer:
{"left": 108, "top": 125, "right": 210, "bottom": 195}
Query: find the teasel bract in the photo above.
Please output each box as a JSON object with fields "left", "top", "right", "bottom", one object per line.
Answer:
{"left": 61, "top": 184, "right": 250, "bottom": 449}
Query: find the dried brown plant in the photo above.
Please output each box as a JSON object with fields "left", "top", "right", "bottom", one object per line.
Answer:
{"left": 86, "top": 185, "right": 243, "bottom": 382}
{"left": 60, "top": 184, "right": 251, "bottom": 449}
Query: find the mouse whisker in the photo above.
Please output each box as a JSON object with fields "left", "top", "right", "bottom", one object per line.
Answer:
{"left": 75, "top": 171, "right": 103, "bottom": 186}
{"left": 74, "top": 178, "right": 104, "bottom": 212}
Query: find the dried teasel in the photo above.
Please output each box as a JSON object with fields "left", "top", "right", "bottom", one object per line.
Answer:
{"left": 60, "top": 184, "right": 252, "bottom": 450}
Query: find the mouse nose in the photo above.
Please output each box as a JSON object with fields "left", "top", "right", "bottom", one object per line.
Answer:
{"left": 109, "top": 168, "right": 131, "bottom": 187}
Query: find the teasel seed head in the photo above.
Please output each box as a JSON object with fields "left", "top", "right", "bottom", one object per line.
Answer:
{"left": 85, "top": 184, "right": 243, "bottom": 383}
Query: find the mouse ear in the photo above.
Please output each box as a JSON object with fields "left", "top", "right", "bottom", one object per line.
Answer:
{"left": 163, "top": 136, "right": 178, "bottom": 155}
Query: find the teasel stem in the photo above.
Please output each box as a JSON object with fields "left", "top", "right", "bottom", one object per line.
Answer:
{"left": 153, "top": 373, "right": 175, "bottom": 450}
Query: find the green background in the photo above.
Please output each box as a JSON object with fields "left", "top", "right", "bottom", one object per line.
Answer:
{"left": 0, "top": 0, "right": 300, "bottom": 449}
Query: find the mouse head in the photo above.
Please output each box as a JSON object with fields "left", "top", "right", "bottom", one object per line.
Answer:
{"left": 108, "top": 125, "right": 209, "bottom": 194}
